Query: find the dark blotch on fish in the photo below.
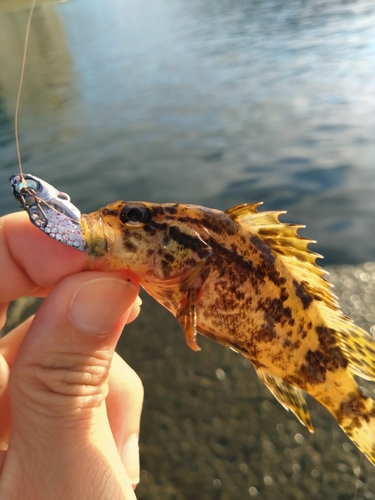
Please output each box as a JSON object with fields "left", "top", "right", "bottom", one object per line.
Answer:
{"left": 144, "top": 221, "right": 168, "bottom": 235}
{"left": 163, "top": 205, "right": 178, "bottom": 215}
{"left": 168, "top": 225, "right": 208, "bottom": 259}
{"left": 293, "top": 279, "right": 313, "bottom": 309}
{"left": 257, "top": 297, "right": 294, "bottom": 327}
{"left": 124, "top": 240, "right": 137, "bottom": 253}
{"left": 101, "top": 208, "right": 119, "bottom": 217}
{"left": 335, "top": 392, "right": 375, "bottom": 430}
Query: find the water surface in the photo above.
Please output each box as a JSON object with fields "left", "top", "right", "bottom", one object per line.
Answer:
{"left": 0, "top": 0, "right": 374, "bottom": 264}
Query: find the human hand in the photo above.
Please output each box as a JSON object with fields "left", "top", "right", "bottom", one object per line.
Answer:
{"left": 0, "top": 212, "right": 143, "bottom": 500}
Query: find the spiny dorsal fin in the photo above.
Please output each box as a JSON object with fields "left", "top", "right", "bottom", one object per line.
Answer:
{"left": 256, "top": 368, "right": 314, "bottom": 432}
{"left": 225, "top": 203, "right": 337, "bottom": 310}
{"left": 226, "top": 203, "right": 375, "bottom": 383}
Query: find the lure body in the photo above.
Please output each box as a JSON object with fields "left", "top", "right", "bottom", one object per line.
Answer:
{"left": 10, "top": 173, "right": 375, "bottom": 466}
{"left": 10, "top": 174, "right": 84, "bottom": 249}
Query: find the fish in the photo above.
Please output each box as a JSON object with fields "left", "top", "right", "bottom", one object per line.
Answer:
{"left": 10, "top": 173, "right": 375, "bottom": 466}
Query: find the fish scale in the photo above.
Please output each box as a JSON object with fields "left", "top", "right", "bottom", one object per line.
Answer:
{"left": 10, "top": 173, "right": 375, "bottom": 466}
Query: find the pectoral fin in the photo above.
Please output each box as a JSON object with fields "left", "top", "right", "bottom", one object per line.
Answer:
{"left": 176, "top": 286, "right": 201, "bottom": 352}
{"left": 257, "top": 369, "right": 314, "bottom": 432}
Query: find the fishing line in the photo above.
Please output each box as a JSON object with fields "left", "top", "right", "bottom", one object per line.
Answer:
{"left": 15, "top": 0, "right": 37, "bottom": 178}
{"left": 14, "top": 0, "right": 79, "bottom": 224}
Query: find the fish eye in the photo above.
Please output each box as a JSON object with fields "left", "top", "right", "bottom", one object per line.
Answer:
{"left": 119, "top": 204, "right": 152, "bottom": 227}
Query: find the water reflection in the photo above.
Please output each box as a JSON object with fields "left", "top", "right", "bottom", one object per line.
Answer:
{"left": 0, "top": 1, "right": 80, "bottom": 150}
{"left": 0, "top": 0, "right": 374, "bottom": 264}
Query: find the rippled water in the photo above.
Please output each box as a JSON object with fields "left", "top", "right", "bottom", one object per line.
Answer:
{"left": 0, "top": 0, "right": 374, "bottom": 264}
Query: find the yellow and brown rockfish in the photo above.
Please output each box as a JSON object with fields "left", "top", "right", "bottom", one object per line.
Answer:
{"left": 10, "top": 173, "right": 375, "bottom": 467}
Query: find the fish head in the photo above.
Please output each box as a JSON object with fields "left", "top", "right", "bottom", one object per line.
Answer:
{"left": 82, "top": 201, "right": 214, "bottom": 282}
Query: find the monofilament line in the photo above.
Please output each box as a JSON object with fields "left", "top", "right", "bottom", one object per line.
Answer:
{"left": 15, "top": 0, "right": 38, "bottom": 176}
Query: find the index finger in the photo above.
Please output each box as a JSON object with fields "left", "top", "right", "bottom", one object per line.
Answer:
{"left": 0, "top": 212, "right": 91, "bottom": 303}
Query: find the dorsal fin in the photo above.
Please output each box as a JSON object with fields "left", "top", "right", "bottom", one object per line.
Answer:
{"left": 226, "top": 203, "right": 375, "bottom": 382}
{"left": 225, "top": 203, "right": 337, "bottom": 310}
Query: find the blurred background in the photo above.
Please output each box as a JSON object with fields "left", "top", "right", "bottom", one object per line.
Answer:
{"left": 1, "top": 0, "right": 375, "bottom": 498}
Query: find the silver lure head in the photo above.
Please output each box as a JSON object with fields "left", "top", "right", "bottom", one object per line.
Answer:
{"left": 10, "top": 173, "right": 86, "bottom": 251}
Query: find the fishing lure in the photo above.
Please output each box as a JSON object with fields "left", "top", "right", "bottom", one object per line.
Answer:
{"left": 10, "top": 173, "right": 83, "bottom": 249}
{"left": 10, "top": 173, "right": 375, "bottom": 466}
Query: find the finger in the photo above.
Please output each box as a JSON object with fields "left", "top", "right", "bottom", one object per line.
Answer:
{"left": 0, "top": 317, "right": 33, "bottom": 448}
{"left": 124, "top": 295, "right": 142, "bottom": 324}
{"left": 0, "top": 316, "right": 34, "bottom": 366}
{"left": 0, "top": 296, "right": 141, "bottom": 452}
{"left": 0, "top": 303, "right": 8, "bottom": 330}
{"left": 0, "top": 212, "right": 90, "bottom": 302}
{"left": 107, "top": 353, "right": 144, "bottom": 486}
{"left": 4, "top": 272, "right": 140, "bottom": 498}
{"left": 0, "top": 354, "right": 10, "bottom": 450}
{"left": 0, "top": 297, "right": 141, "bottom": 369}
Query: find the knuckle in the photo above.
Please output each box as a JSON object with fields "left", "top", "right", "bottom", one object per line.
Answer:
{"left": 14, "top": 350, "right": 112, "bottom": 413}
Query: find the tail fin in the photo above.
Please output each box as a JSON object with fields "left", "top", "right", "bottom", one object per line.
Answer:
{"left": 316, "top": 301, "right": 375, "bottom": 465}
{"left": 334, "top": 388, "right": 375, "bottom": 466}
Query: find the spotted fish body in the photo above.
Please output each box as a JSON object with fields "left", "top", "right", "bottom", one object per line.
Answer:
{"left": 10, "top": 175, "right": 375, "bottom": 466}
{"left": 79, "top": 200, "right": 375, "bottom": 464}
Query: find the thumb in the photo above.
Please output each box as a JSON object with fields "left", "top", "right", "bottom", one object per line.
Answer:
{"left": 4, "top": 272, "right": 140, "bottom": 500}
